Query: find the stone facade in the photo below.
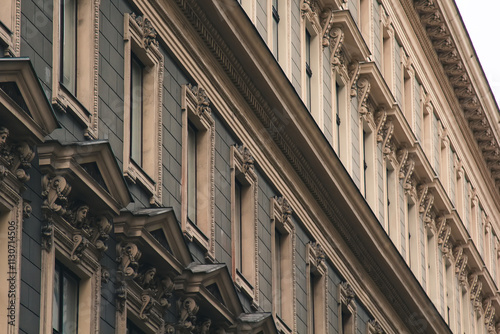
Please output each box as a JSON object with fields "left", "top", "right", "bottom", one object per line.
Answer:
{"left": 0, "top": 0, "right": 499, "bottom": 333}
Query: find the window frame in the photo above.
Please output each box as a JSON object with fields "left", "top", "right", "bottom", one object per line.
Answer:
{"left": 52, "top": 260, "right": 80, "bottom": 334}
{"left": 52, "top": 0, "right": 100, "bottom": 138}
{"left": 123, "top": 12, "right": 164, "bottom": 206}
{"left": 230, "top": 144, "right": 259, "bottom": 308}
{"left": 270, "top": 196, "right": 296, "bottom": 334}
{"left": 306, "top": 242, "right": 327, "bottom": 334}
{"left": 338, "top": 282, "right": 357, "bottom": 334}
{"left": 181, "top": 84, "right": 216, "bottom": 261}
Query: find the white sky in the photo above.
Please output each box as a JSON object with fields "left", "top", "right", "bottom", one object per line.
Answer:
{"left": 454, "top": 0, "right": 500, "bottom": 107}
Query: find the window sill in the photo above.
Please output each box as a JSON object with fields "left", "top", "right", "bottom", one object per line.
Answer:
{"left": 235, "top": 270, "right": 258, "bottom": 309}
{"left": 275, "top": 316, "right": 292, "bottom": 334}
{"left": 124, "top": 161, "right": 160, "bottom": 205}
{"left": 184, "top": 219, "right": 212, "bottom": 261}
{"left": 52, "top": 85, "right": 95, "bottom": 138}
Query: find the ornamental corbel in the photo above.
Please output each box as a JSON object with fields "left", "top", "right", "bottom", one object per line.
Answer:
{"left": 381, "top": 121, "right": 394, "bottom": 155}
{"left": 340, "top": 282, "right": 355, "bottom": 305}
{"left": 469, "top": 273, "right": 483, "bottom": 312}
{"left": 484, "top": 298, "right": 495, "bottom": 329}
{"left": 307, "top": 241, "right": 326, "bottom": 270}
{"left": 414, "top": 0, "right": 438, "bottom": 13}
{"left": 90, "top": 216, "right": 112, "bottom": 253}
{"left": 187, "top": 84, "right": 211, "bottom": 116}
{"left": 235, "top": 144, "right": 255, "bottom": 174}
{"left": 368, "top": 319, "right": 384, "bottom": 334}
{"left": 348, "top": 61, "right": 361, "bottom": 97}
{"left": 130, "top": 13, "right": 159, "bottom": 49}
{"left": 436, "top": 216, "right": 451, "bottom": 254}
{"left": 177, "top": 297, "right": 199, "bottom": 331}
{"left": 417, "top": 184, "right": 428, "bottom": 208}
{"left": 357, "top": 77, "right": 371, "bottom": 116}
{"left": 116, "top": 242, "right": 142, "bottom": 279}
{"left": 329, "top": 27, "right": 344, "bottom": 71}
{"left": 421, "top": 193, "right": 434, "bottom": 226}
{"left": 139, "top": 290, "right": 155, "bottom": 320}
{"left": 321, "top": 9, "right": 334, "bottom": 47}
{"left": 42, "top": 174, "right": 71, "bottom": 215}
{"left": 12, "top": 141, "right": 35, "bottom": 182}
{"left": 276, "top": 196, "right": 293, "bottom": 223}
{"left": 375, "top": 109, "right": 387, "bottom": 142}
{"left": 453, "top": 245, "right": 469, "bottom": 286}
{"left": 41, "top": 213, "right": 55, "bottom": 251}
{"left": 300, "top": 0, "right": 319, "bottom": 17}
{"left": 70, "top": 233, "right": 89, "bottom": 263}
{"left": 157, "top": 276, "right": 174, "bottom": 308}
{"left": 400, "top": 157, "right": 415, "bottom": 191}
{"left": 116, "top": 280, "right": 127, "bottom": 313}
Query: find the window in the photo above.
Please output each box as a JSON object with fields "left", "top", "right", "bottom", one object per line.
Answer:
{"left": 381, "top": 21, "right": 393, "bottom": 90}
{"left": 130, "top": 55, "right": 144, "bottom": 166}
{"left": 187, "top": 122, "right": 197, "bottom": 224}
{"left": 407, "top": 199, "right": 418, "bottom": 271}
{"left": 306, "top": 242, "right": 326, "bottom": 334}
{"left": 123, "top": 13, "right": 164, "bottom": 205}
{"left": 338, "top": 282, "right": 356, "bottom": 334}
{"left": 53, "top": 261, "right": 79, "bottom": 334}
{"left": 127, "top": 320, "right": 146, "bottom": 334}
{"left": 305, "top": 29, "right": 313, "bottom": 111}
{"left": 361, "top": 123, "right": 375, "bottom": 207}
{"left": 60, "top": 0, "right": 77, "bottom": 95}
{"left": 444, "top": 259, "right": 454, "bottom": 328}
{"left": 230, "top": 145, "right": 258, "bottom": 307}
{"left": 52, "top": 0, "right": 99, "bottom": 138}
{"left": 426, "top": 229, "right": 438, "bottom": 304}
{"left": 272, "top": 0, "right": 280, "bottom": 59}
{"left": 301, "top": 4, "right": 322, "bottom": 120}
{"left": 181, "top": 84, "right": 215, "bottom": 261}
{"left": 271, "top": 196, "right": 295, "bottom": 333}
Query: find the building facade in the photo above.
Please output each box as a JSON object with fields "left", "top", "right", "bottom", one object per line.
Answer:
{"left": 0, "top": 0, "right": 499, "bottom": 333}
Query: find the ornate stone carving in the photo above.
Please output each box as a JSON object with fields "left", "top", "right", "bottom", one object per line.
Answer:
{"left": 130, "top": 13, "right": 159, "bottom": 48}
{"left": 0, "top": 127, "right": 35, "bottom": 183}
{"left": 300, "top": 0, "right": 319, "bottom": 17}
{"left": 469, "top": 273, "right": 483, "bottom": 312}
{"left": 70, "top": 233, "right": 89, "bottom": 263}
{"left": 450, "top": 74, "right": 470, "bottom": 87}
{"left": 454, "top": 246, "right": 468, "bottom": 286}
{"left": 42, "top": 175, "right": 71, "bottom": 215}
{"left": 426, "top": 24, "right": 447, "bottom": 39}
{"left": 116, "top": 280, "right": 127, "bottom": 313}
{"left": 357, "top": 78, "right": 371, "bottom": 116}
{"left": 368, "top": 320, "right": 384, "bottom": 334}
{"left": 436, "top": 217, "right": 451, "bottom": 254}
{"left": 329, "top": 28, "right": 344, "bottom": 71}
{"left": 321, "top": 9, "right": 334, "bottom": 47}
{"left": 101, "top": 267, "right": 110, "bottom": 285}
{"left": 443, "top": 63, "right": 464, "bottom": 76}
{"left": 187, "top": 84, "right": 212, "bottom": 116}
{"left": 381, "top": 121, "right": 394, "bottom": 155}
{"left": 398, "top": 150, "right": 414, "bottom": 191}
{"left": 484, "top": 298, "right": 495, "bottom": 331}
{"left": 116, "top": 242, "right": 142, "bottom": 279}
{"left": 308, "top": 241, "right": 326, "bottom": 268}
{"left": 414, "top": 0, "right": 438, "bottom": 13}
{"left": 235, "top": 144, "right": 255, "bottom": 174}
{"left": 433, "top": 37, "right": 454, "bottom": 52}
{"left": 340, "top": 282, "right": 355, "bottom": 305}
{"left": 421, "top": 11, "right": 441, "bottom": 26}
{"left": 348, "top": 61, "right": 360, "bottom": 97}
{"left": 275, "top": 196, "right": 293, "bottom": 223}
{"left": 420, "top": 192, "right": 434, "bottom": 226}
{"left": 176, "top": 297, "right": 200, "bottom": 331}
{"left": 23, "top": 201, "right": 32, "bottom": 218}
{"left": 375, "top": 109, "right": 387, "bottom": 142}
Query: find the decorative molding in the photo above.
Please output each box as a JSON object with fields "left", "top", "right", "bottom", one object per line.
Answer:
{"left": 329, "top": 27, "right": 345, "bottom": 72}
{"left": 187, "top": 84, "right": 212, "bottom": 116}
{"left": 357, "top": 77, "right": 371, "bottom": 117}
{"left": 129, "top": 13, "right": 160, "bottom": 49}
{"left": 0, "top": 127, "right": 35, "bottom": 184}
{"left": 375, "top": 109, "right": 387, "bottom": 142}
{"left": 348, "top": 61, "right": 361, "bottom": 97}
{"left": 381, "top": 121, "right": 394, "bottom": 155}
{"left": 234, "top": 144, "right": 255, "bottom": 175}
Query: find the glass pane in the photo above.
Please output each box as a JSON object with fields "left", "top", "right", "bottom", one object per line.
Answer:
{"left": 187, "top": 123, "right": 197, "bottom": 224}
{"left": 131, "top": 56, "right": 143, "bottom": 166}
{"left": 62, "top": 273, "right": 79, "bottom": 334}
{"left": 235, "top": 180, "right": 242, "bottom": 272}
{"left": 274, "top": 229, "right": 282, "bottom": 317}
{"left": 61, "top": 0, "right": 77, "bottom": 95}
{"left": 273, "top": 19, "right": 279, "bottom": 59}
{"left": 53, "top": 267, "right": 61, "bottom": 332}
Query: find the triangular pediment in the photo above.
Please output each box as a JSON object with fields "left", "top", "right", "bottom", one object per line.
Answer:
{"left": 38, "top": 140, "right": 132, "bottom": 215}
{"left": 175, "top": 263, "right": 243, "bottom": 327}
{"left": 0, "top": 58, "right": 58, "bottom": 143}
{"left": 237, "top": 313, "right": 278, "bottom": 334}
{"left": 114, "top": 208, "right": 192, "bottom": 272}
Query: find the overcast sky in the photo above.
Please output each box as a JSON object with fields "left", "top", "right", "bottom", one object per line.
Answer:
{"left": 454, "top": 0, "right": 500, "bottom": 107}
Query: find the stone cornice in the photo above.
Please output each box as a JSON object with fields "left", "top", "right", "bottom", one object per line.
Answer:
{"left": 410, "top": 0, "right": 500, "bottom": 194}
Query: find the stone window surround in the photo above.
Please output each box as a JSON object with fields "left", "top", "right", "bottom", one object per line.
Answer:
{"left": 123, "top": 12, "right": 164, "bottom": 206}
{"left": 0, "top": 0, "right": 20, "bottom": 57}
{"left": 270, "top": 196, "right": 296, "bottom": 334}
{"left": 338, "top": 281, "right": 357, "bottom": 334}
{"left": 180, "top": 84, "right": 216, "bottom": 262}
{"left": 306, "top": 241, "right": 327, "bottom": 334}
{"left": 230, "top": 144, "right": 259, "bottom": 309}
{"left": 51, "top": 0, "right": 100, "bottom": 139}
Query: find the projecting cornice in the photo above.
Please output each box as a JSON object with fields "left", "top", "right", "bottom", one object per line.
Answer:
{"left": 411, "top": 0, "right": 500, "bottom": 193}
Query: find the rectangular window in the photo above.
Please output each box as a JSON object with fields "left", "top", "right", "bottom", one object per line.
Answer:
{"left": 363, "top": 130, "right": 368, "bottom": 197}
{"left": 272, "top": 0, "right": 280, "bottom": 59}
{"left": 130, "top": 55, "right": 144, "bottom": 166}
{"left": 305, "top": 29, "right": 312, "bottom": 111}
{"left": 234, "top": 179, "right": 242, "bottom": 272}
{"left": 53, "top": 261, "right": 79, "bottom": 334}
{"left": 335, "top": 81, "right": 341, "bottom": 154}
{"left": 126, "top": 319, "right": 145, "bottom": 334}
{"left": 274, "top": 228, "right": 282, "bottom": 318}
{"left": 60, "top": 0, "right": 77, "bottom": 95}
{"left": 187, "top": 122, "right": 197, "bottom": 225}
